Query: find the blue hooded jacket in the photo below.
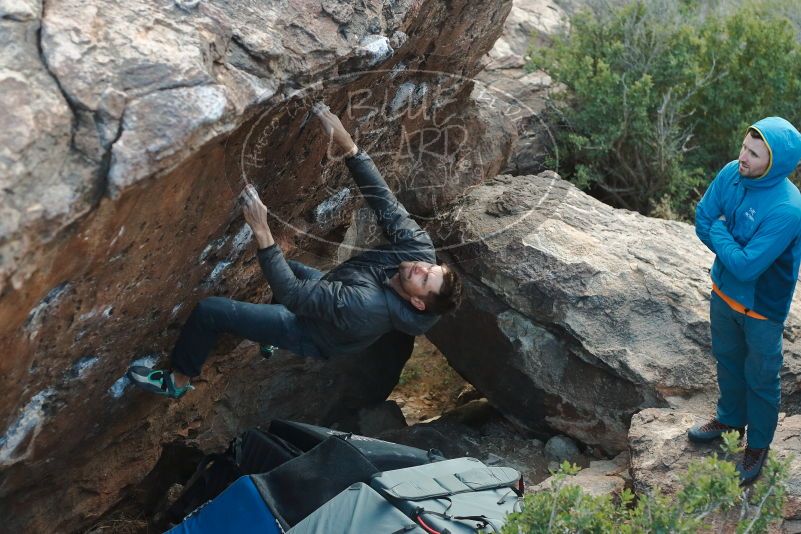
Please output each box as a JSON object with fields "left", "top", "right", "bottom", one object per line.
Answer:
{"left": 696, "top": 117, "right": 801, "bottom": 322}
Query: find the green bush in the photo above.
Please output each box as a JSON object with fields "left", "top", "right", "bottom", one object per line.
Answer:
{"left": 501, "top": 432, "right": 790, "bottom": 533}
{"left": 397, "top": 365, "right": 420, "bottom": 386}
{"left": 528, "top": 0, "right": 801, "bottom": 219}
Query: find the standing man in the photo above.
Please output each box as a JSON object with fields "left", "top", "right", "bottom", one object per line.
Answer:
{"left": 690, "top": 117, "right": 801, "bottom": 484}
{"left": 128, "top": 106, "right": 462, "bottom": 399}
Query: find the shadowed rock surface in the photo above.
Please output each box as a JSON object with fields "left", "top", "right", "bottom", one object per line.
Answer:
{"left": 0, "top": 0, "right": 517, "bottom": 531}
{"left": 427, "top": 172, "right": 801, "bottom": 453}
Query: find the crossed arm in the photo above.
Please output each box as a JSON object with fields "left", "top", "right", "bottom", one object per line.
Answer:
{"left": 695, "top": 167, "right": 726, "bottom": 254}
{"left": 695, "top": 169, "right": 799, "bottom": 282}
{"left": 708, "top": 211, "right": 799, "bottom": 282}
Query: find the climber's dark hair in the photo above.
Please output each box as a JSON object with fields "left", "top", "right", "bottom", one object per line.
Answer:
{"left": 748, "top": 127, "right": 764, "bottom": 141}
{"left": 424, "top": 262, "right": 463, "bottom": 315}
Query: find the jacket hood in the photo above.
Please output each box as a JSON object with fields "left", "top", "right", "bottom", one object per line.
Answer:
{"left": 386, "top": 290, "right": 440, "bottom": 335}
{"left": 742, "top": 116, "right": 801, "bottom": 189}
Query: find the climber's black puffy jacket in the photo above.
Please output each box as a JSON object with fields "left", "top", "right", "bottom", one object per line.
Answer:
{"left": 257, "top": 150, "right": 439, "bottom": 358}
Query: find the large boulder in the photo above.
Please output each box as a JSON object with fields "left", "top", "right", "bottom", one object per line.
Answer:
{"left": 0, "top": 0, "right": 99, "bottom": 292}
{"left": 0, "top": 0, "right": 517, "bottom": 531}
{"left": 427, "top": 172, "right": 801, "bottom": 453}
{"left": 476, "top": 0, "right": 567, "bottom": 176}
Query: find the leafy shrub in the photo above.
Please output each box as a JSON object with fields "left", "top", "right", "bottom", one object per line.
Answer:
{"left": 529, "top": 0, "right": 801, "bottom": 219}
{"left": 501, "top": 432, "right": 790, "bottom": 533}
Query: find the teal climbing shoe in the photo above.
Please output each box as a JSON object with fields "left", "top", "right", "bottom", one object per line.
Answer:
{"left": 127, "top": 366, "right": 194, "bottom": 399}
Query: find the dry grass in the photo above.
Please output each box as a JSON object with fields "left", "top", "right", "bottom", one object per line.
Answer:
{"left": 84, "top": 511, "right": 148, "bottom": 534}
{"left": 389, "top": 337, "right": 470, "bottom": 424}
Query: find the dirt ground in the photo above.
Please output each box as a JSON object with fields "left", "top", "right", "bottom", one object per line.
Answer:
{"left": 388, "top": 336, "right": 473, "bottom": 425}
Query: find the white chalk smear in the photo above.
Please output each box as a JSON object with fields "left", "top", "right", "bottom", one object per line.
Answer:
{"left": 391, "top": 82, "right": 416, "bottom": 113}
{"left": 360, "top": 35, "right": 393, "bottom": 66}
{"left": 229, "top": 224, "right": 253, "bottom": 258}
{"left": 0, "top": 388, "right": 55, "bottom": 467}
{"left": 390, "top": 81, "right": 428, "bottom": 113}
{"left": 314, "top": 188, "right": 351, "bottom": 223}
{"left": 69, "top": 355, "right": 100, "bottom": 380}
{"left": 25, "top": 283, "right": 70, "bottom": 340}
{"left": 199, "top": 235, "right": 227, "bottom": 263}
{"left": 390, "top": 62, "right": 407, "bottom": 79}
{"left": 78, "top": 309, "right": 98, "bottom": 322}
{"left": 109, "top": 226, "right": 125, "bottom": 248}
{"left": 206, "top": 261, "right": 232, "bottom": 284}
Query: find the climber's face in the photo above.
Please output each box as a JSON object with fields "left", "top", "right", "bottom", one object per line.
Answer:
{"left": 397, "top": 261, "right": 445, "bottom": 311}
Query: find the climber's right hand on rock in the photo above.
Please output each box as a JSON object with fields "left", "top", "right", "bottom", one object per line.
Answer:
{"left": 241, "top": 184, "right": 274, "bottom": 249}
{"left": 313, "top": 103, "right": 357, "bottom": 156}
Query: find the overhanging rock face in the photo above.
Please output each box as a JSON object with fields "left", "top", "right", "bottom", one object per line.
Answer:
{"left": 0, "top": 1, "right": 516, "bottom": 531}
{"left": 427, "top": 173, "right": 801, "bottom": 453}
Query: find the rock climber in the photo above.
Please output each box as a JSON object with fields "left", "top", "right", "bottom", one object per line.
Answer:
{"left": 127, "top": 104, "right": 462, "bottom": 399}
{"left": 689, "top": 117, "right": 801, "bottom": 484}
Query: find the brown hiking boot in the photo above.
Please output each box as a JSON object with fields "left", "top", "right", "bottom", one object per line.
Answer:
{"left": 688, "top": 418, "right": 745, "bottom": 443}
{"left": 737, "top": 446, "right": 768, "bottom": 485}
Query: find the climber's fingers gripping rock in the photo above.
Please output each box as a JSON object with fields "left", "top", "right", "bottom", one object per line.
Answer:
{"left": 313, "top": 103, "right": 356, "bottom": 154}
{"left": 241, "top": 185, "right": 270, "bottom": 237}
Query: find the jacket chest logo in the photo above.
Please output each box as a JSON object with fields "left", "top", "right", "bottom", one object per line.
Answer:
{"left": 744, "top": 207, "right": 756, "bottom": 222}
